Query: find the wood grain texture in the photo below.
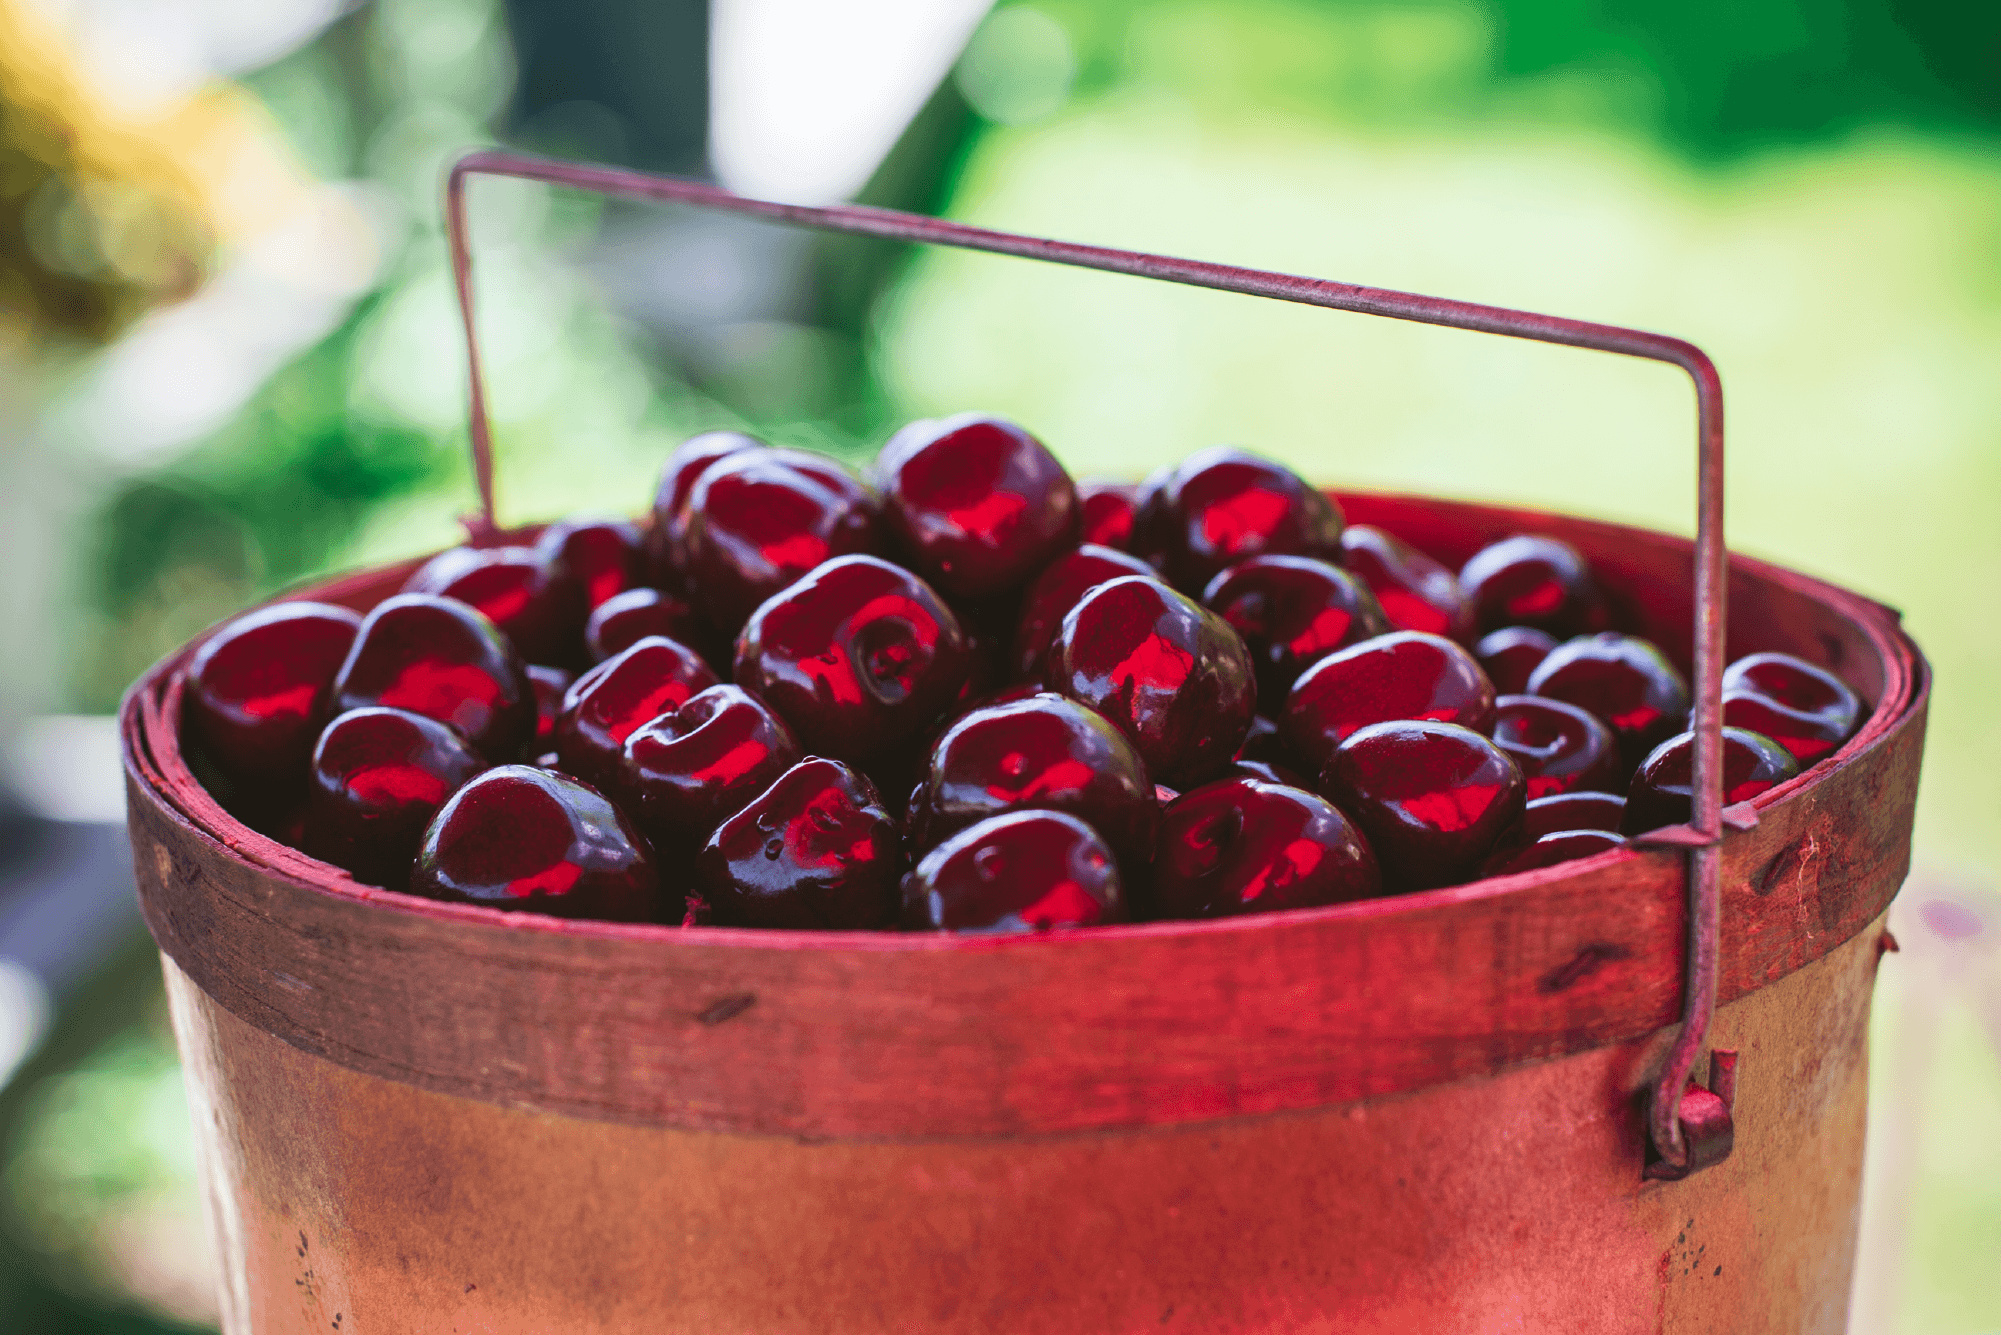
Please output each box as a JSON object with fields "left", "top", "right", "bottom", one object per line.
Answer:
{"left": 124, "top": 495, "right": 1929, "bottom": 1140}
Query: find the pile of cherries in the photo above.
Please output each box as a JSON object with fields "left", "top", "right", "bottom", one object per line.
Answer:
{"left": 180, "top": 416, "right": 1865, "bottom": 934}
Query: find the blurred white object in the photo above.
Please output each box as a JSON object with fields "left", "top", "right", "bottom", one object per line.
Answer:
{"left": 710, "top": 0, "right": 992, "bottom": 203}
{"left": 0, "top": 958, "right": 51, "bottom": 1089}
{"left": 8, "top": 715, "right": 125, "bottom": 824}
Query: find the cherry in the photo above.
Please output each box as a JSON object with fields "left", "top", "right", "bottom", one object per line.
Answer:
{"left": 1528, "top": 632, "right": 1691, "bottom": 769}
{"left": 525, "top": 664, "right": 573, "bottom": 749}
{"left": 696, "top": 757, "right": 900, "bottom": 928}
{"left": 734, "top": 555, "right": 973, "bottom": 773}
{"left": 902, "top": 810, "right": 1124, "bottom": 933}
{"left": 554, "top": 635, "right": 718, "bottom": 791}
{"left": 410, "top": 765, "right": 661, "bottom": 921}
{"left": 1319, "top": 720, "right": 1526, "bottom": 891}
{"left": 647, "top": 429, "right": 761, "bottom": 584}
{"left": 584, "top": 587, "right": 711, "bottom": 665}
{"left": 681, "top": 447, "right": 883, "bottom": 631}
{"left": 1460, "top": 535, "right": 1606, "bottom": 637}
{"left": 1720, "top": 652, "right": 1862, "bottom": 766}
{"left": 1010, "top": 544, "right": 1157, "bottom": 681}
{"left": 1475, "top": 626, "right": 1559, "bottom": 695}
{"left": 1135, "top": 447, "right": 1344, "bottom": 593}
{"left": 1151, "top": 777, "right": 1380, "bottom": 919}
{"left": 1522, "top": 790, "right": 1626, "bottom": 839}
{"left": 302, "top": 707, "right": 485, "bottom": 888}
{"left": 402, "top": 544, "right": 584, "bottom": 667}
{"left": 1622, "top": 727, "right": 1799, "bottom": 836}
{"left": 332, "top": 594, "right": 535, "bottom": 760}
{"left": 1490, "top": 694, "right": 1622, "bottom": 799}
{"left": 1077, "top": 480, "right": 1137, "bottom": 549}
{"left": 877, "top": 413, "right": 1080, "bottom": 599}
{"left": 534, "top": 517, "right": 643, "bottom": 610}
{"left": 184, "top": 601, "right": 362, "bottom": 788}
{"left": 1482, "top": 829, "right": 1627, "bottom": 877}
{"left": 1202, "top": 555, "right": 1389, "bottom": 706}
{"left": 619, "top": 684, "right": 801, "bottom": 861}
{"left": 1230, "top": 717, "right": 1310, "bottom": 785}
{"left": 1338, "top": 526, "right": 1472, "bottom": 642}
{"left": 908, "top": 693, "right": 1158, "bottom": 879}
{"left": 1045, "top": 575, "right": 1257, "bottom": 787}
{"left": 1280, "top": 631, "right": 1496, "bottom": 772}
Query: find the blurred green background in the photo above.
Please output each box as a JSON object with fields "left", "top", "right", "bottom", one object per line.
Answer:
{"left": 0, "top": 0, "right": 1995, "bottom": 1328}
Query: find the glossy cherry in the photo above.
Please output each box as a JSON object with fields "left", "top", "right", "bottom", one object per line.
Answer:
{"left": 302, "top": 707, "right": 485, "bottom": 888}
{"left": 1136, "top": 447, "right": 1344, "bottom": 592}
{"left": 332, "top": 594, "right": 535, "bottom": 761}
{"left": 1319, "top": 719, "right": 1526, "bottom": 891}
{"left": 1490, "top": 694, "right": 1622, "bottom": 799}
{"left": 525, "top": 664, "right": 573, "bottom": 749}
{"left": 647, "top": 429, "right": 761, "bottom": 584}
{"left": 1203, "top": 555, "right": 1389, "bottom": 706}
{"left": 584, "top": 587, "right": 710, "bottom": 665}
{"left": 1151, "top": 777, "right": 1380, "bottom": 919}
{"left": 877, "top": 413, "right": 1080, "bottom": 599}
{"left": 1077, "top": 480, "right": 1137, "bottom": 549}
{"left": 1280, "top": 631, "right": 1497, "bottom": 772}
{"left": 1460, "top": 535, "right": 1606, "bottom": 638}
{"left": 535, "top": 517, "right": 643, "bottom": 610}
{"left": 908, "top": 693, "right": 1157, "bottom": 877}
{"left": 1622, "top": 727, "right": 1799, "bottom": 836}
{"left": 619, "top": 684, "right": 801, "bottom": 860}
{"left": 1522, "top": 790, "right": 1626, "bottom": 839}
{"left": 734, "top": 554, "right": 973, "bottom": 772}
{"left": 1475, "top": 626, "right": 1559, "bottom": 695}
{"left": 1045, "top": 575, "right": 1257, "bottom": 787}
{"left": 1720, "top": 652, "right": 1862, "bottom": 766}
{"left": 1482, "top": 829, "right": 1627, "bottom": 877}
{"left": 902, "top": 810, "right": 1124, "bottom": 933}
{"left": 1528, "top": 632, "right": 1691, "bottom": 769}
{"left": 184, "top": 601, "right": 362, "bottom": 788}
{"left": 1338, "top": 526, "right": 1472, "bottom": 642}
{"left": 554, "top": 635, "right": 718, "bottom": 791}
{"left": 410, "top": 765, "right": 661, "bottom": 921}
{"left": 402, "top": 544, "right": 584, "bottom": 667}
{"left": 1010, "top": 544, "right": 1157, "bottom": 681}
{"left": 696, "top": 757, "right": 900, "bottom": 929}
{"left": 681, "top": 447, "right": 883, "bottom": 631}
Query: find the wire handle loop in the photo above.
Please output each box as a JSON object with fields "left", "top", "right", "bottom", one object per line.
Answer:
{"left": 443, "top": 147, "right": 1732, "bottom": 1176}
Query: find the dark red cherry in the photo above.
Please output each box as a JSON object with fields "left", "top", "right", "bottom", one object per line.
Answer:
{"left": 1338, "top": 526, "right": 1472, "bottom": 642}
{"left": 1490, "top": 694, "right": 1621, "bottom": 799}
{"left": 303, "top": 707, "right": 485, "bottom": 888}
{"left": 185, "top": 601, "right": 362, "bottom": 788}
{"left": 909, "top": 693, "right": 1157, "bottom": 877}
{"left": 1720, "top": 652, "right": 1862, "bottom": 765}
{"left": 696, "top": 757, "right": 900, "bottom": 928}
{"left": 1528, "top": 632, "right": 1691, "bottom": 769}
{"left": 535, "top": 517, "right": 643, "bottom": 610}
{"left": 526, "top": 664, "right": 572, "bottom": 748}
{"left": 877, "top": 413, "right": 1080, "bottom": 599}
{"left": 1522, "top": 790, "right": 1626, "bottom": 839}
{"left": 332, "top": 594, "right": 535, "bottom": 760}
{"left": 1475, "top": 626, "right": 1559, "bottom": 694}
{"left": 1152, "top": 777, "right": 1380, "bottom": 919}
{"left": 1235, "top": 713, "right": 1299, "bottom": 767}
{"left": 1280, "top": 631, "right": 1497, "bottom": 772}
{"left": 1010, "top": 544, "right": 1157, "bottom": 680}
{"left": 903, "top": 810, "right": 1124, "bottom": 933}
{"left": 619, "top": 684, "right": 801, "bottom": 860}
{"left": 1621, "top": 727, "right": 1799, "bottom": 836}
{"left": 1319, "top": 720, "right": 1526, "bottom": 891}
{"left": 1482, "top": 829, "right": 1627, "bottom": 877}
{"left": 734, "top": 555, "right": 973, "bottom": 772}
{"left": 410, "top": 765, "right": 661, "bottom": 921}
{"left": 1141, "top": 447, "right": 1344, "bottom": 592}
{"left": 554, "top": 635, "right": 718, "bottom": 791}
{"left": 402, "top": 545, "right": 585, "bottom": 667}
{"left": 1045, "top": 575, "right": 1257, "bottom": 787}
{"left": 647, "top": 429, "right": 761, "bottom": 584}
{"left": 584, "top": 587, "right": 711, "bottom": 665}
{"left": 1460, "top": 535, "right": 1606, "bottom": 637}
{"left": 1077, "top": 480, "right": 1137, "bottom": 549}
{"left": 682, "top": 447, "right": 883, "bottom": 631}
{"left": 1202, "top": 555, "right": 1389, "bottom": 706}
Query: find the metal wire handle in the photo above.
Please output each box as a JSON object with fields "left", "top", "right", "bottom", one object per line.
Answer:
{"left": 443, "top": 147, "right": 1733, "bottom": 1177}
